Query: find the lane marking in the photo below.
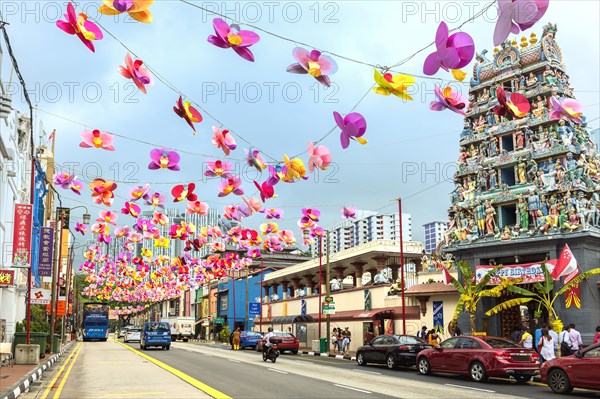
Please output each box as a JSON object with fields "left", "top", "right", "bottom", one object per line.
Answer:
{"left": 52, "top": 342, "right": 83, "bottom": 399}
{"left": 40, "top": 343, "right": 82, "bottom": 399}
{"left": 293, "top": 360, "right": 313, "bottom": 365}
{"left": 444, "top": 384, "right": 495, "bottom": 393}
{"left": 227, "top": 359, "right": 241, "bottom": 363}
{"left": 267, "top": 368, "right": 288, "bottom": 374}
{"left": 116, "top": 341, "right": 233, "bottom": 399}
{"left": 333, "top": 384, "right": 372, "bottom": 394}
{"left": 104, "top": 392, "right": 167, "bottom": 397}
{"left": 352, "top": 369, "right": 381, "bottom": 375}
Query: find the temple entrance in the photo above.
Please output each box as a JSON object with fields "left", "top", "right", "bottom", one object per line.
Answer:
{"left": 495, "top": 283, "right": 548, "bottom": 339}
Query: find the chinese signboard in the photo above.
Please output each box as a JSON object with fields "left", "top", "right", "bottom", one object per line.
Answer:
{"left": 38, "top": 227, "right": 54, "bottom": 277}
{"left": 31, "top": 288, "right": 51, "bottom": 304}
{"left": 0, "top": 270, "right": 15, "bottom": 286}
{"left": 12, "top": 204, "right": 33, "bottom": 268}
{"left": 476, "top": 260, "right": 559, "bottom": 285}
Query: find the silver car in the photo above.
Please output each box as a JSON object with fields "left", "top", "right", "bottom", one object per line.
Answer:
{"left": 124, "top": 328, "right": 141, "bottom": 343}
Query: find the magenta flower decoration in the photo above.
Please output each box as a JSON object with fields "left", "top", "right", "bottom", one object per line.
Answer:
{"left": 429, "top": 86, "right": 467, "bottom": 116}
{"left": 186, "top": 200, "right": 209, "bottom": 215}
{"left": 144, "top": 192, "right": 166, "bottom": 209}
{"left": 301, "top": 208, "right": 320, "bottom": 224}
{"left": 148, "top": 148, "right": 180, "bottom": 171}
{"left": 56, "top": 2, "right": 103, "bottom": 52}
{"left": 75, "top": 222, "right": 88, "bottom": 235}
{"left": 549, "top": 97, "right": 584, "bottom": 123}
{"left": 218, "top": 177, "right": 244, "bottom": 197}
{"left": 245, "top": 148, "right": 267, "bottom": 173}
{"left": 119, "top": 53, "right": 154, "bottom": 94}
{"left": 129, "top": 184, "right": 151, "bottom": 201}
{"left": 79, "top": 129, "right": 115, "bottom": 150}
{"left": 341, "top": 206, "right": 357, "bottom": 219}
{"left": 334, "top": 111, "right": 368, "bottom": 149}
{"left": 121, "top": 202, "right": 141, "bottom": 218}
{"left": 307, "top": 141, "right": 331, "bottom": 172}
{"left": 247, "top": 248, "right": 262, "bottom": 259}
{"left": 423, "top": 21, "right": 475, "bottom": 76}
{"left": 97, "top": 210, "right": 118, "bottom": 226}
{"left": 494, "top": 0, "right": 549, "bottom": 46}
{"left": 70, "top": 180, "right": 84, "bottom": 195}
{"left": 53, "top": 172, "right": 75, "bottom": 189}
{"left": 204, "top": 160, "right": 234, "bottom": 178}
{"left": 263, "top": 208, "right": 283, "bottom": 220}
{"left": 207, "top": 18, "right": 260, "bottom": 62}
{"left": 212, "top": 126, "right": 237, "bottom": 156}
{"left": 287, "top": 47, "right": 338, "bottom": 87}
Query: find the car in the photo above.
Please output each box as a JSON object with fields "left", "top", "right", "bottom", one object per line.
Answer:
{"left": 257, "top": 331, "right": 299, "bottom": 354}
{"left": 416, "top": 336, "right": 539, "bottom": 383}
{"left": 540, "top": 342, "right": 600, "bottom": 394}
{"left": 240, "top": 331, "right": 263, "bottom": 350}
{"left": 140, "top": 322, "right": 171, "bottom": 350}
{"left": 356, "top": 334, "right": 432, "bottom": 369}
{"left": 124, "top": 328, "right": 141, "bottom": 343}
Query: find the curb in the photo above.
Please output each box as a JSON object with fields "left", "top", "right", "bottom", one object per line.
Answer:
{"left": 300, "top": 350, "right": 356, "bottom": 361}
{"left": 1, "top": 341, "right": 75, "bottom": 399}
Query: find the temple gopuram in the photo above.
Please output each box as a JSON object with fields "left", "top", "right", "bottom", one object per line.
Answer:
{"left": 444, "top": 23, "right": 600, "bottom": 339}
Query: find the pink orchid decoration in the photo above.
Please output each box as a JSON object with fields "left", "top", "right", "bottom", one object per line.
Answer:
{"left": 263, "top": 208, "right": 283, "bottom": 219}
{"left": 278, "top": 230, "right": 296, "bottom": 246}
{"left": 204, "top": 160, "right": 234, "bottom": 178}
{"left": 56, "top": 2, "right": 103, "bottom": 52}
{"left": 341, "top": 206, "right": 357, "bottom": 219}
{"left": 550, "top": 97, "right": 584, "bottom": 123}
{"left": 186, "top": 200, "right": 209, "bottom": 215}
{"left": 148, "top": 148, "right": 180, "bottom": 171}
{"left": 287, "top": 47, "right": 338, "bottom": 87}
{"left": 144, "top": 192, "right": 166, "bottom": 209}
{"left": 53, "top": 172, "right": 75, "bottom": 189}
{"left": 307, "top": 141, "right": 331, "bottom": 172}
{"left": 69, "top": 179, "right": 84, "bottom": 195}
{"left": 173, "top": 96, "right": 203, "bottom": 134}
{"left": 245, "top": 148, "right": 267, "bottom": 173}
{"left": 254, "top": 180, "right": 276, "bottom": 202}
{"left": 118, "top": 53, "right": 153, "bottom": 94}
{"left": 75, "top": 222, "right": 88, "bottom": 235}
{"left": 334, "top": 111, "right": 368, "bottom": 149}
{"left": 97, "top": 210, "right": 118, "bottom": 226}
{"left": 301, "top": 208, "right": 320, "bottom": 224}
{"left": 242, "top": 197, "right": 262, "bottom": 215}
{"left": 218, "top": 177, "right": 244, "bottom": 197}
{"left": 212, "top": 126, "right": 237, "bottom": 155}
{"left": 423, "top": 21, "right": 475, "bottom": 76}
{"left": 207, "top": 18, "right": 260, "bottom": 62}
{"left": 494, "top": 0, "right": 549, "bottom": 46}
{"left": 129, "top": 184, "right": 151, "bottom": 201}
{"left": 121, "top": 202, "right": 141, "bottom": 218}
{"left": 429, "top": 86, "right": 467, "bottom": 116}
{"left": 79, "top": 129, "right": 115, "bottom": 150}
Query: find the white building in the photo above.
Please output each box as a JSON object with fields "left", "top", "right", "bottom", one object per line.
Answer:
{"left": 0, "top": 40, "right": 34, "bottom": 343}
{"left": 423, "top": 221, "right": 448, "bottom": 254}
{"left": 311, "top": 211, "right": 412, "bottom": 257}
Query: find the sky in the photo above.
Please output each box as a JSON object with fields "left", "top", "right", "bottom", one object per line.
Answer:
{"left": 1, "top": 0, "right": 599, "bottom": 247}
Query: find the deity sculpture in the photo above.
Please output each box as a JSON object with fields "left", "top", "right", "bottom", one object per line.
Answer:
{"left": 516, "top": 160, "right": 528, "bottom": 184}
{"left": 541, "top": 160, "right": 557, "bottom": 191}
{"left": 543, "top": 65, "right": 558, "bottom": 87}
{"left": 480, "top": 88, "right": 490, "bottom": 102}
{"left": 528, "top": 189, "right": 541, "bottom": 226}
{"left": 515, "top": 129, "right": 525, "bottom": 150}
{"left": 558, "top": 120, "right": 574, "bottom": 147}
{"left": 475, "top": 200, "right": 486, "bottom": 233}
{"left": 565, "top": 152, "right": 583, "bottom": 183}
{"left": 563, "top": 209, "right": 581, "bottom": 232}
{"left": 540, "top": 194, "right": 549, "bottom": 216}
{"left": 532, "top": 95, "right": 547, "bottom": 118}
{"left": 526, "top": 72, "right": 539, "bottom": 87}
{"left": 486, "top": 109, "right": 497, "bottom": 126}
{"left": 373, "top": 270, "right": 389, "bottom": 285}
{"left": 489, "top": 137, "right": 499, "bottom": 156}
{"left": 518, "top": 197, "right": 529, "bottom": 230}
{"left": 485, "top": 201, "right": 497, "bottom": 235}
{"left": 527, "top": 159, "right": 539, "bottom": 182}
{"left": 489, "top": 168, "right": 498, "bottom": 189}
{"left": 330, "top": 278, "right": 341, "bottom": 291}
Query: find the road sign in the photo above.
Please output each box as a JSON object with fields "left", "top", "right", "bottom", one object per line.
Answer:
{"left": 214, "top": 317, "right": 225, "bottom": 325}
{"left": 322, "top": 301, "right": 336, "bottom": 315}
{"left": 248, "top": 302, "right": 261, "bottom": 316}
{"left": 325, "top": 295, "right": 334, "bottom": 302}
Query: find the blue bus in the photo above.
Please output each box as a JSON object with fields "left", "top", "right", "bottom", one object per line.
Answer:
{"left": 82, "top": 302, "right": 110, "bottom": 342}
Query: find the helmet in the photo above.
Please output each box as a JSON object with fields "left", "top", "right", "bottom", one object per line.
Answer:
{"left": 268, "top": 327, "right": 273, "bottom": 332}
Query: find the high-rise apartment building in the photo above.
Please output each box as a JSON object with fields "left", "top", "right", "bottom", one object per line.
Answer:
{"left": 423, "top": 221, "right": 448, "bottom": 253}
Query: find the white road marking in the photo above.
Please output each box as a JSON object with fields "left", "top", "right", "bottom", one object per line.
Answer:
{"left": 444, "top": 384, "right": 495, "bottom": 393}
{"left": 293, "top": 360, "right": 313, "bottom": 365}
{"left": 333, "top": 384, "right": 372, "bottom": 394}
{"left": 352, "top": 369, "right": 381, "bottom": 375}
{"left": 228, "top": 358, "right": 241, "bottom": 363}
{"left": 268, "top": 368, "right": 289, "bottom": 374}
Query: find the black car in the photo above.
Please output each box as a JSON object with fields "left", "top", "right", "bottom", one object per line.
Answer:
{"left": 357, "top": 334, "right": 432, "bottom": 369}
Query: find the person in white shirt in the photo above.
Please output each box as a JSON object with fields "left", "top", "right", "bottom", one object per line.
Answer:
{"left": 568, "top": 323, "right": 583, "bottom": 351}
{"left": 559, "top": 326, "right": 573, "bottom": 357}
{"left": 548, "top": 326, "right": 559, "bottom": 358}
{"left": 539, "top": 328, "right": 556, "bottom": 364}
{"left": 263, "top": 327, "right": 276, "bottom": 356}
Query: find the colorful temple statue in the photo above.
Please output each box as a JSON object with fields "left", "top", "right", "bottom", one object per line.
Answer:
{"left": 445, "top": 23, "right": 599, "bottom": 246}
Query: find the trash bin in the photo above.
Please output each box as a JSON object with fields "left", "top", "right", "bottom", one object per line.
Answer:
{"left": 51, "top": 334, "right": 61, "bottom": 354}
{"left": 311, "top": 339, "right": 320, "bottom": 352}
{"left": 13, "top": 332, "right": 47, "bottom": 358}
{"left": 319, "top": 337, "right": 328, "bottom": 353}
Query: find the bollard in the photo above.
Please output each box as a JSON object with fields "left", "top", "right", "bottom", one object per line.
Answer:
{"left": 15, "top": 344, "right": 40, "bottom": 365}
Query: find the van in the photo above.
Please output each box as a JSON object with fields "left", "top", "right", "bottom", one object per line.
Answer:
{"left": 140, "top": 322, "right": 171, "bottom": 350}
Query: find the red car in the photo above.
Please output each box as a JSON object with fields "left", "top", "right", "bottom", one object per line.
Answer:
{"left": 256, "top": 332, "right": 299, "bottom": 354}
{"left": 416, "top": 336, "right": 539, "bottom": 383}
{"left": 540, "top": 342, "right": 600, "bottom": 394}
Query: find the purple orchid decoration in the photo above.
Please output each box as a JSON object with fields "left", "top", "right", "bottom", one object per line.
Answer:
{"left": 207, "top": 18, "right": 260, "bottom": 62}
{"left": 333, "top": 111, "right": 368, "bottom": 149}
{"left": 286, "top": 47, "right": 338, "bottom": 87}
{"left": 494, "top": 0, "right": 549, "bottom": 46}
{"left": 423, "top": 21, "right": 475, "bottom": 76}
{"left": 148, "top": 148, "right": 180, "bottom": 171}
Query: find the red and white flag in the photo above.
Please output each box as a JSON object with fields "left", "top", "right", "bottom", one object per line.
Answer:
{"left": 47, "top": 129, "right": 55, "bottom": 143}
{"left": 442, "top": 266, "right": 453, "bottom": 285}
{"left": 550, "top": 244, "right": 578, "bottom": 279}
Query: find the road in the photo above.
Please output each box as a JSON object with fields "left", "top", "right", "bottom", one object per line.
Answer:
{"left": 19, "top": 338, "right": 599, "bottom": 399}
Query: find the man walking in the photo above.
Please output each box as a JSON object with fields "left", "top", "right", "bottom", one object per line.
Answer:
{"left": 568, "top": 323, "right": 583, "bottom": 352}
{"left": 559, "top": 325, "right": 572, "bottom": 357}
{"left": 418, "top": 326, "right": 428, "bottom": 340}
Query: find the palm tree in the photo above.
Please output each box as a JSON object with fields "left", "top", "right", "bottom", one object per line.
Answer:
{"left": 485, "top": 263, "right": 600, "bottom": 332}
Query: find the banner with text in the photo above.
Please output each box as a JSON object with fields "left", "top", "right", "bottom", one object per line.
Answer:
{"left": 12, "top": 204, "right": 33, "bottom": 268}
{"left": 476, "top": 260, "right": 558, "bottom": 285}
{"left": 38, "top": 227, "right": 54, "bottom": 277}
{"left": 0, "top": 269, "right": 15, "bottom": 286}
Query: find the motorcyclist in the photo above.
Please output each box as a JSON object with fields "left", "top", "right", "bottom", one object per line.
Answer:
{"left": 263, "top": 327, "right": 276, "bottom": 356}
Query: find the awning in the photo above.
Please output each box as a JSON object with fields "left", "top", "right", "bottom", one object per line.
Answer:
{"left": 270, "top": 315, "right": 314, "bottom": 324}
{"left": 404, "top": 282, "right": 458, "bottom": 296}
{"left": 195, "top": 317, "right": 210, "bottom": 325}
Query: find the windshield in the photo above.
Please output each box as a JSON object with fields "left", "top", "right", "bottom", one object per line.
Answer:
{"left": 394, "top": 335, "right": 426, "bottom": 344}
{"left": 146, "top": 323, "right": 169, "bottom": 332}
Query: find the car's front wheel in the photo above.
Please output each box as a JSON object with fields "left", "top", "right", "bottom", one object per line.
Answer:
{"left": 291, "top": 349, "right": 298, "bottom": 355}
{"left": 469, "top": 361, "right": 488, "bottom": 382}
{"left": 386, "top": 354, "right": 397, "bottom": 370}
{"left": 356, "top": 352, "right": 367, "bottom": 366}
{"left": 548, "top": 369, "right": 573, "bottom": 394}
{"left": 417, "top": 358, "right": 431, "bottom": 375}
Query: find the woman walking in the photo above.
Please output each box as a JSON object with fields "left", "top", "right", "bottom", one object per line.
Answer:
{"left": 538, "top": 328, "right": 555, "bottom": 365}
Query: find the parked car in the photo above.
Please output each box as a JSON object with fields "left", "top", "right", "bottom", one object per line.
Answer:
{"left": 356, "top": 334, "right": 432, "bottom": 369}
{"left": 240, "top": 331, "right": 263, "bottom": 350}
{"left": 540, "top": 342, "right": 600, "bottom": 394}
{"left": 124, "top": 328, "right": 141, "bottom": 343}
{"left": 140, "top": 322, "right": 171, "bottom": 350}
{"left": 257, "top": 331, "right": 299, "bottom": 354}
{"left": 417, "top": 336, "right": 539, "bottom": 383}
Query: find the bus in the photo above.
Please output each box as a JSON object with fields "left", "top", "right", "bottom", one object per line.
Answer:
{"left": 82, "top": 302, "right": 110, "bottom": 342}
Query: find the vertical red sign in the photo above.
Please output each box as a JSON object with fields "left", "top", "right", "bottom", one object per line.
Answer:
{"left": 12, "top": 204, "right": 33, "bottom": 268}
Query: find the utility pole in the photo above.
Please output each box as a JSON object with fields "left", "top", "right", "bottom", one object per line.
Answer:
{"left": 325, "top": 231, "right": 331, "bottom": 349}
{"left": 49, "top": 209, "right": 63, "bottom": 354}
{"left": 245, "top": 267, "right": 249, "bottom": 330}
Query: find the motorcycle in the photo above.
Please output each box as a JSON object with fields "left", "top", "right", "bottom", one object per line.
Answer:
{"left": 262, "top": 343, "right": 280, "bottom": 363}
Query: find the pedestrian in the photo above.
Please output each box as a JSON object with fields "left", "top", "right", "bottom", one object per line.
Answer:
{"left": 337, "top": 329, "right": 344, "bottom": 353}
{"left": 538, "top": 328, "right": 555, "bottom": 365}
{"left": 453, "top": 326, "right": 462, "bottom": 336}
{"left": 568, "top": 323, "right": 583, "bottom": 352}
{"left": 594, "top": 326, "right": 600, "bottom": 344}
{"left": 331, "top": 328, "right": 338, "bottom": 352}
{"left": 364, "top": 327, "right": 375, "bottom": 345}
{"left": 511, "top": 326, "right": 523, "bottom": 343}
{"left": 232, "top": 327, "right": 241, "bottom": 350}
{"left": 520, "top": 327, "right": 533, "bottom": 349}
{"left": 548, "top": 325, "right": 559, "bottom": 358}
{"left": 229, "top": 329, "right": 234, "bottom": 349}
{"left": 428, "top": 330, "right": 440, "bottom": 345}
{"left": 342, "top": 326, "right": 352, "bottom": 354}
{"left": 559, "top": 325, "right": 573, "bottom": 357}
{"left": 534, "top": 323, "right": 547, "bottom": 353}
{"left": 418, "top": 326, "right": 427, "bottom": 340}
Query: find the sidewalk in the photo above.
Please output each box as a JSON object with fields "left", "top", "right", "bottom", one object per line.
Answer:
{"left": 0, "top": 341, "right": 73, "bottom": 399}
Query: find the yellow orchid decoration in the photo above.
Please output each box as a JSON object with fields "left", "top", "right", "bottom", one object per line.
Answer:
{"left": 373, "top": 69, "right": 415, "bottom": 100}
{"left": 282, "top": 155, "right": 307, "bottom": 182}
{"left": 450, "top": 69, "right": 467, "bottom": 82}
